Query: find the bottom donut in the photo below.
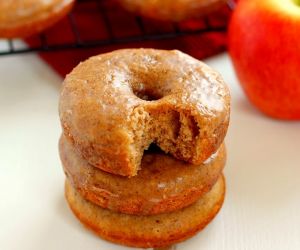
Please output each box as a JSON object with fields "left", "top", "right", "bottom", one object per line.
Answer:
{"left": 65, "top": 175, "right": 225, "bottom": 248}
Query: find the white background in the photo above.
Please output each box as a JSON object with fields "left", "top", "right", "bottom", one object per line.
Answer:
{"left": 0, "top": 51, "right": 300, "bottom": 250}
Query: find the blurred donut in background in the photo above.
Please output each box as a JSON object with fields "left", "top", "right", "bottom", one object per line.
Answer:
{"left": 118, "top": 0, "right": 227, "bottom": 21}
{"left": 0, "top": 0, "right": 75, "bottom": 38}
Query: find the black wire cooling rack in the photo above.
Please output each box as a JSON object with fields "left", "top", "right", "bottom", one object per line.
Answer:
{"left": 0, "top": 0, "right": 235, "bottom": 56}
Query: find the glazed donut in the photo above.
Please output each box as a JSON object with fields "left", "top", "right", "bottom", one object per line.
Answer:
{"left": 0, "top": 0, "right": 75, "bottom": 38}
{"left": 65, "top": 175, "right": 225, "bottom": 248}
{"left": 59, "top": 49, "right": 230, "bottom": 176}
{"left": 118, "top": 0, "right": 227, "bottom": 22}
{"left": 60, "top": 135, "right": 226, "bottom": 215}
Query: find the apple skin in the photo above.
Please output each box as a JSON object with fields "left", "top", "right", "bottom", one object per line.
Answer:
{"left": 228, "top": 0, "right": 300, "bottom": 119}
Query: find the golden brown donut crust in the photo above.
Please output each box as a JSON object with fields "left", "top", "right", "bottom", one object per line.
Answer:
{"left": 60, "top": 135, "right": 226, "bottom": 215}
{"left": 65, "top": 175, "right": 225, "bottom": 248}
{"left": 118, "top": 0, "right": 227, "bottom": 22}
{"left": 0, "top": 0, "right": 74, "bottom": 38}
{"left": 59, "top": 49, "right": 230, "bottom": 176}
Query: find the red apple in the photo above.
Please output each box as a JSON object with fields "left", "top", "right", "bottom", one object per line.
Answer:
{"left": 228, "top": 0, "right": 300, "bottom": 119}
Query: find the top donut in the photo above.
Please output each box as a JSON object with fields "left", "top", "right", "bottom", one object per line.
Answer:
{"left": 59, "top": 49, "right": 230, "bottom": 176}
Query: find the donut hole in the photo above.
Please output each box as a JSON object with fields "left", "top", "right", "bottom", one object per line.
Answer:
{"left": 131, "top": 81, "right": 165, "bottom": 101}
{"left": 133, "top": 89, "right": 163, "bottom": 101}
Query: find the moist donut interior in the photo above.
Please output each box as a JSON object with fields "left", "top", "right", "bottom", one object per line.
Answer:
{"left": 130, "top": 98, "right": 201, "bottom": 174}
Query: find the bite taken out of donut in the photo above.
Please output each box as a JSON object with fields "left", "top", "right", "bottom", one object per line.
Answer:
{"left": 59, "top": 49, "right": 230, "bottom": 176}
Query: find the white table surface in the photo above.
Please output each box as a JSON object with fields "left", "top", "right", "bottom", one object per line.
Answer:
{"left": 0, "top": 51, "right": 300, "bottom": 250}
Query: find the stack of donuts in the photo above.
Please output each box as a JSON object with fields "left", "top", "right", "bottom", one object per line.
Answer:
{"left": 59, "top": 48, "right": 230, "bottom": 248}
